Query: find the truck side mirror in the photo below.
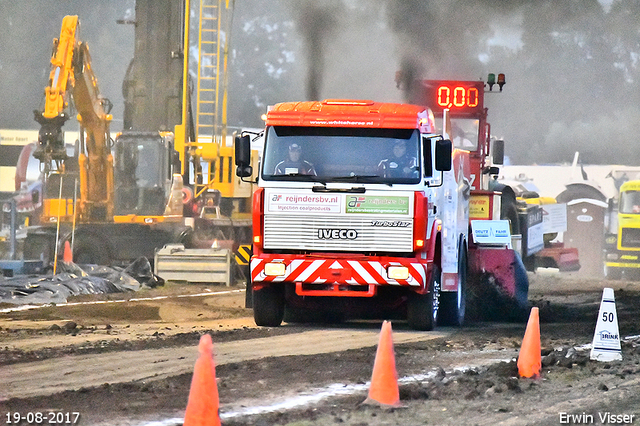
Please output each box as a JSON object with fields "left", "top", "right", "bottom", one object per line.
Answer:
{"left": 435, "top": 139, "right": 452, "bottom": 171}
{"left": 234, "top": 134, "right": 252, "bottom": 178}
{"left": 492, "top": 139, "right": 504, "bottom": 165}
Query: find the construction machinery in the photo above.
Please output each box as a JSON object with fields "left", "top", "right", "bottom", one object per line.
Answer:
{"left": 21, "top": 1, "right": 254, "bottom": 280}
{"left": 23, "top": 14, "right": 185, "bottom": 267}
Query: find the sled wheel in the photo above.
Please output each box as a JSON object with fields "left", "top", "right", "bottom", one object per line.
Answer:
{"left": 407, "top": 264, "right": 441, "bottom": 331}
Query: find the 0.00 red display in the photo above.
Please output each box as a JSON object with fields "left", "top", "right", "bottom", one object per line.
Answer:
{"left": 436, "top": 85, "right": 479, "bottom": 109}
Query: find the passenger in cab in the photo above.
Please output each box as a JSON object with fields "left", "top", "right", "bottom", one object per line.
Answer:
{"left": 377, "top": 140, "right": 418, "bottom": 178}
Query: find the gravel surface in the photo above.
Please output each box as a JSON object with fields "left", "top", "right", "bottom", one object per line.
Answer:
{"left": 1, "top": 272, "right": 640, "bottom": 425}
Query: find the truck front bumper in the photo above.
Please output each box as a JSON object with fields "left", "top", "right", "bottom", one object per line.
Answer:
{"left": 250, "top": 254, "right": 431, "bottom": 296}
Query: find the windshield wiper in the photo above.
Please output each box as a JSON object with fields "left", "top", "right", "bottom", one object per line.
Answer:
{"left": 330, "top": 175, "right": 392, "bottom": 186}
{"left": 266, "top": 174, "right": 326, "bottom": 183}
{"left": 312, "top": 183, "right": 366, "bottom": 193}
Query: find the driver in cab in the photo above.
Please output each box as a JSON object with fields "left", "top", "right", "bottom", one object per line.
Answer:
{"left": 274, "top": 143, "right": 317, "bottom": 176}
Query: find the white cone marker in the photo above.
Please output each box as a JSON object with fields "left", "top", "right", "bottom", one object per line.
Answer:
{"left": 590, "top": 287, "right": 622, "bottom": 362}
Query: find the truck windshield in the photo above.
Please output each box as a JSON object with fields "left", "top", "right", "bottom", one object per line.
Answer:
{"left": 261, "top": 126, "right": 421, "bottom": 184}
{"left": 619, "top": 190, "right": 640, "bottom": 214}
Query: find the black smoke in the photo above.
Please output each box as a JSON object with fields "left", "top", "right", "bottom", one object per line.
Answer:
{"left": 296, "top": 1, "right": 339, "bottom": 101}
{"left": 380, "top": 0, "right": 640, "bottom": 164}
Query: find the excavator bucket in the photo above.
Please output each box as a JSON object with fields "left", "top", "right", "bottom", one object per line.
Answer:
{"left": 467, "top": 246, "right": 529, "bottom": 322}
{"left": 32, "top": 112, "right": 69, "bottom": 164}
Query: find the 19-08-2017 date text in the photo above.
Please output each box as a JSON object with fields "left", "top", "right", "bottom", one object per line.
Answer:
{"left": 5, "top": 412, "right": 80, "bottom": 424}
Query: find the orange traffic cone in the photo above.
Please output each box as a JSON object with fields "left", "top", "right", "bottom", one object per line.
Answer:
{"left": 184, "top": 334, "right": 221, "bottom": 426}
{"left": 63, "top": 241, "right": 72, "bottom": 263}
{"left": 363, "top": 320, "right": 402, "bottom": 407}
{"left": 517, "top": 307, "right": 541, "bottom": 379}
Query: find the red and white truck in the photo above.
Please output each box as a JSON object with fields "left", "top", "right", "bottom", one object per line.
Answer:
{"left": 235, "top": 99, "right": 475, "bottom": 330}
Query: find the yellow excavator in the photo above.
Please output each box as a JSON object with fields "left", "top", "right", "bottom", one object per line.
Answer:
{"left": 25, "top": 14, "right": 184, "bottom": 266}
{"left": 24, "top": 3, "right": 255, "bottom": 281}
{"left": 32, "top": 15, "right": 115, "bottom": 223}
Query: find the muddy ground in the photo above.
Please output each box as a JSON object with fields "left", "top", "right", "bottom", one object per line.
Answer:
{"left": 1, "top": 271, "right": 640, "bottom": 425}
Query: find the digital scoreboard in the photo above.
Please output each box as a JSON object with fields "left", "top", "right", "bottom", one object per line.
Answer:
{"left": 421, "top": 80, "right": 485, "bottom": 115}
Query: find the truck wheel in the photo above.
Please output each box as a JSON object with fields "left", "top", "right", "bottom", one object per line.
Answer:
{"left": 439, "top": 248, "right": 467, "bottom": 326}
{"left": 253, "top": 284, "right": 285, "bottom": 327}
{"left": 407, "top": 264, "right": 441, "bottom": 331}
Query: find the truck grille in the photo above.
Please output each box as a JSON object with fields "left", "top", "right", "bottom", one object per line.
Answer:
{"left": 263, "top": 214, "right": 414, "bottom": 252}
{"left": 620, "top": 228, "right": 640, "bottom": 248}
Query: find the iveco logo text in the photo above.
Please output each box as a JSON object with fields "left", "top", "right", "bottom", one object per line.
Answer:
{"left": 318, "top": 229, "right": 358, "bottom": 240}
{"left": 370, "top": 220, "right": 410, "bottom": 227}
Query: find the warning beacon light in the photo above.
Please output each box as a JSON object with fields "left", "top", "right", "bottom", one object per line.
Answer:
{"left": 486, "top": 73, "right": 506, "bottom": 92}
{"left": 497, "top": 73, "right": 506, "bottom": 91}
{"left": 487, "top": 73, "right": 496, "bottom": 91}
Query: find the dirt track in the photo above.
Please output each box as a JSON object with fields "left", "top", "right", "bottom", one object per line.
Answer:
{"left": 2, "top": 272, "right": 640, "bottom": 425}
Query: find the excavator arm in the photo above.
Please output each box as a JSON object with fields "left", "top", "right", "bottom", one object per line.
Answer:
{"left": 33, "top": 15, "right": 78, "bottom": 165}
{"left": 33, "top": 15, "right": 114, "bottom": 221}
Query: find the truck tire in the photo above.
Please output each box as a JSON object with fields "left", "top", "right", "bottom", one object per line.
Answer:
{"left": 439, "top": 247, "right": 467, "bottom": 326}
{"left": 253, "top": 284, "right": 285, "bottom": 327}
{"left": 407, "top": 264, "right": 440, "bottom": 331}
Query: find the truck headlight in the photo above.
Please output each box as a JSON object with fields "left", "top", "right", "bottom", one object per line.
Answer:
{"left": 606, "top": 253, "right": 619, "bottom": 260}
{"left": 264, "top": 262, "right": 286, "bottom": 276}
{"left": 388, "top": 266, "right": 409, "bottom": 280}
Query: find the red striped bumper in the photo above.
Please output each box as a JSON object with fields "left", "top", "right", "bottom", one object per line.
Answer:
{"left": 251, "top": 255, "right": 430, "bottom": 296}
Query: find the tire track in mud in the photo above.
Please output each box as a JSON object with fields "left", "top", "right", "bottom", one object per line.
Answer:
{"left": 0, "top": 328, "right": 448, "bottom": 400}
